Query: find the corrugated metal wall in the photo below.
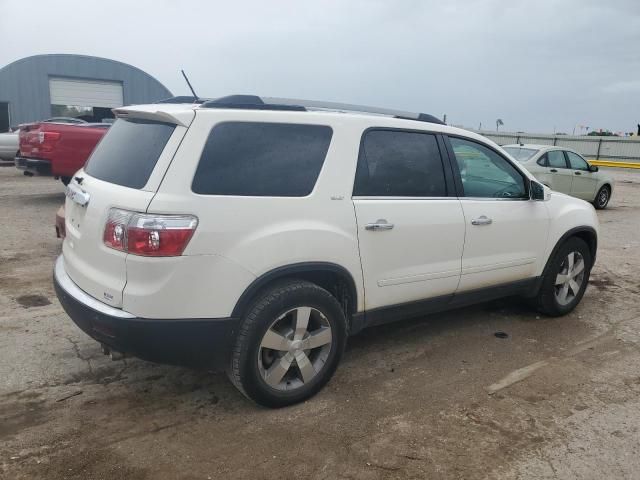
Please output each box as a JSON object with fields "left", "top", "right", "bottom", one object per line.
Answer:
{"left": 0, "top": 54, "right": 172, "bottom": 127}
{"left": 477, "top": 130, "right": 640, "bottom": 162}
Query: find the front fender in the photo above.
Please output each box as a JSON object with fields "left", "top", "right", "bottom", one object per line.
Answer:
{"left": 540, "top": 192, "right": 599, "bottom": 274}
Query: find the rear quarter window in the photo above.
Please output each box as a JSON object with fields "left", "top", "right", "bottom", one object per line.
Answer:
{"left": 192, "top": 122, "right": 333, "bottom": 196}
{"left": 84, "top": 118, "right": 175, "bottom": 189}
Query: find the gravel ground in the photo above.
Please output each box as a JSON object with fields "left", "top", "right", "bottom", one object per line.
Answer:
{"left": 0, "top": 165, "right": 639, "bottom": 480}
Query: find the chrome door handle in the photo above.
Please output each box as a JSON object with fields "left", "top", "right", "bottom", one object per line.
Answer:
{"left": 471, "top": 216, "right": 492, "bottom": 226}
{"left": 365, "top": 219, "right": 394, "bottom": 231}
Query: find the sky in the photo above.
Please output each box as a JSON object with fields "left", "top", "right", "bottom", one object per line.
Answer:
{"left": 1, "top": 0, "right": 639, "bottom": 134}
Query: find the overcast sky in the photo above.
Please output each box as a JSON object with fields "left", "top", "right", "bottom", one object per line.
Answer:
{"left": 1, "top": 0, "right": 638, "bottom": 133}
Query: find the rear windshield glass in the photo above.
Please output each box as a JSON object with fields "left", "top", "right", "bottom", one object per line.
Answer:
{"left": 192, "top": 122, "right": 332, "bottom": 196}
{"left": 84, "top": 118, "right": 175, "bottom": 189}
{"left": 502, "top": 146, "right": 539, "bottom": 162}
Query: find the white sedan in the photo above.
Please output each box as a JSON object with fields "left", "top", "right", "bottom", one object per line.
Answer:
{"left": 502, "top": 144, "right": 614, "bottom": 209}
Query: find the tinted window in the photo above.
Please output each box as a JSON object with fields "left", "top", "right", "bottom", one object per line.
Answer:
{"left": 450, "top": 137, "right": 526, "bottom": 198}
{"left": 192, "top": 122, "right": 332, "bottom": 196}
{"left": 85, "top": 118, "right": 175, "bottom": 189}
{"left": 547, "top": 150, "right": 567, "bottom": 168}
{"left": 566, "top": 151, "right": 589, "bottom": 170}
{"left": 353, "top": 130, "right": 446, "bottom": 197}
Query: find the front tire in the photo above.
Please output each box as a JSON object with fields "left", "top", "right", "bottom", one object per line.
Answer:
{"left": 593, "top": 185, "right": 610, "bottom": 209}
{"left": 227, "top": 280, "right": 347, "bottom": 408}
{"left": 534, "top": 237, "right": 592, "bottom": 316}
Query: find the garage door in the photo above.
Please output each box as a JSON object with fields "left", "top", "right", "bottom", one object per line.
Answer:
{"left": 49, "top": 78, "right": 124, "bottom": 108}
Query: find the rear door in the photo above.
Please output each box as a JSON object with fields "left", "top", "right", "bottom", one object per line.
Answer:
{"left": 63, "top": 116, "right": 189, "bottom": 308}
{"left": 566, "top": 151, "right": 598, "bottom": 200}
{"left": 353, "top": 129, "right": 465, "bottom": 311}
{"left": 537, "top": 150, "right": 573, "bottom": 193}
{"left": 446, "top": 136, "right": 549, "bottom": 291}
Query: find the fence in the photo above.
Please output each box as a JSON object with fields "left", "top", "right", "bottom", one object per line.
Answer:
{"left": 474, "top": 130, "right": 640, "bottom": 163}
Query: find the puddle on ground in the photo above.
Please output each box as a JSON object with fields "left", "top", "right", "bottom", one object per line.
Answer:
{"left": 16, "top": 294, "right": 51, "bottom": 308}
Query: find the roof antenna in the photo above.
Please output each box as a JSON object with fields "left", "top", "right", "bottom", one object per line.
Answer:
{"left": 181, "top": 69, "right": 199, "bottom": 103}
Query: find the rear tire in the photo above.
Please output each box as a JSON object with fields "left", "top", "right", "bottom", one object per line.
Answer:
{"left": 534, "top": 237, "right": 592, "bottom": 316}
{"left": 593, "top": 185, "right": 610, "bottom": 209}
{"left": 227, "top": 280, "right": 347, "bottom": 408}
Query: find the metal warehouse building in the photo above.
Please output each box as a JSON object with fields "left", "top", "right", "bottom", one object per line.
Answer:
{"left": 0, "top": 54, "right": 172, "bottom": 132}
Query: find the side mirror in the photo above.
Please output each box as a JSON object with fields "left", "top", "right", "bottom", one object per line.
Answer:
{"left": 589, "top": 164, "right": 599, "bottom": 172}
{"left": 530, "top": 180, "right": 545, "bottom": 201}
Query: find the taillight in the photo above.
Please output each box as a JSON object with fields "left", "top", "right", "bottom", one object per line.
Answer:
{"left": 103, "top": 208, "right": 198, "bottom": 257}
{"left": 38, "top": 131, "right": 61, "bottom": 152}
{"left": 103, "top": 209, "right": 131, "bottom": 251}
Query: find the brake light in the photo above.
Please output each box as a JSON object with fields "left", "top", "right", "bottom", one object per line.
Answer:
{"left": 103, "top": 208, "right": 198, "bottom": 257}
{"left": 38, "top": 131, "right": 61, "bottom": 153}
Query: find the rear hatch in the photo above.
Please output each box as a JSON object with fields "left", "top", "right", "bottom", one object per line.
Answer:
{"left": 62, "top": 107, "right": 194, "bottom": 308}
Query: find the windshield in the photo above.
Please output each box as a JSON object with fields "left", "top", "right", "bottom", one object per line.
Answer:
{"left": 503, "top": 146, "right": 539, "bottom": 162}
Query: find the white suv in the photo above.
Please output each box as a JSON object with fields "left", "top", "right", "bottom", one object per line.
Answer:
{"left": 54, "top": 95, "right": 599, "bottom": 407}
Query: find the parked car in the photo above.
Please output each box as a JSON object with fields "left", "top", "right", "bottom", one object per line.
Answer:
{"left": 44, "top": 117, "right": 88, "bottom": 125}
{"left": 0, "top": 127, "right": 19, "bottom": 161}
{"left": 1, "top": 118, "right": 90, "bottom": 163}
{"left": 16, "top": 121, "right": 109, "bottom": 184}
{"left": 54, "top": 96, "right": 599, "bottom": 407}
{"left": 502, "top": 144, "right": 613, "bottom": 209}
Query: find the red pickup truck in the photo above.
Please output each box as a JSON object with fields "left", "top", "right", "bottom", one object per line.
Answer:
{"left": 16, "top": 121, "right": 109, "bottom": 185}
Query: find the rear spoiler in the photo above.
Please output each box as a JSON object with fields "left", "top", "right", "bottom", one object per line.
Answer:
{"left": 112, "top": 108, "right": 195, "bottom": 128}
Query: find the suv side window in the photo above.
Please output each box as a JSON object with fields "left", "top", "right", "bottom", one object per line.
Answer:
{"left": 353, "top": 130, "right": 447, "bottom": 197}
{"left": 449, "top": 137, "right": 527, "bottom": 199}
{"left": 566, "top": 151, "right": 590, "bottom": 171}
{"left": 192, "top": 122, "right": 332, "bottom": 196}
{"left": 547, "top": 150, "right": 568, "bottom": 168}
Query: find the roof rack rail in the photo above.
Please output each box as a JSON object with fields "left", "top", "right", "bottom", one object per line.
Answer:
{"left": 200, "top": 95, "right": 445, "bottom": 125}
{"left": 201, "top": 95, "right": 306, "bottom": 111}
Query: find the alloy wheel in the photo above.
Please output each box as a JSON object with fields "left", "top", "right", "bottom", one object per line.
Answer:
{"left": 258, "top": 307, "right": 333, "bottom": 391}
{"left": 554, "top": 251, "right": 586, "bottom": 306}
{"left": 597, "top": 188, "right": 609, "bottom": 208}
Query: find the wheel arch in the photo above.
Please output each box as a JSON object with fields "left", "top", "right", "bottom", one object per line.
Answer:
{"left": 543, "top": 226, "right": 598, "bottom": 278}
{"left": 231, "top": 262, "right": 359, "bottom": 320}
{"left": 600, "top": 182, "right": 612, "bottom": 194}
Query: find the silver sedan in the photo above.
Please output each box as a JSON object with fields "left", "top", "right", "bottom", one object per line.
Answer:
{"left": 0, "top": 129, "right": 18, "bottom": 161}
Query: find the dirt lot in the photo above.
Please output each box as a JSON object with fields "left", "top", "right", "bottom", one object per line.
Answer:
{"left": 1, "top": 165, "right": 639, "bottom": 480}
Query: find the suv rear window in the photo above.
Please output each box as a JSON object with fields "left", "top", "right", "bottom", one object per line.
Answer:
{"left": 192, "top": 122, "right": 333, "bottom": 196}
{"left": 84, "top": 118, "right": 175, "bottom": 189}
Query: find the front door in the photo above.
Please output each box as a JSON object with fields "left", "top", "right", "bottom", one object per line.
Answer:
{"left": 353, "top": 129, "right": 465, "bottom": 311}
{"left": 447, "top": 136, "right": 549, "bottom": 292}
{"left": 537, "top": 150, "right": 573, "bottom": 194}
{"left": 566, "top": 151, "right": 598, "bottom": 200}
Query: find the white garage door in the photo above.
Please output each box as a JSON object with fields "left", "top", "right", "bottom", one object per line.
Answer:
{"left": 49, "top": 78, "right": 124, "bottom": 108}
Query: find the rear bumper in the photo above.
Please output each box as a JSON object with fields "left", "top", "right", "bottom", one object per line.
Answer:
{"left": 53, "top": 256, "right": 238, "bottom": 369}
{"left": 15, "top": 156, "right": 52, "bottom": 176}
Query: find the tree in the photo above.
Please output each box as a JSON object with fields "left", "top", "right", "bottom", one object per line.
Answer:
{"left": 496, "top": 118, "right": 504, "bottom": 131}
{"left": 587, "top": 130, "right": 617, "bottom": 137}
